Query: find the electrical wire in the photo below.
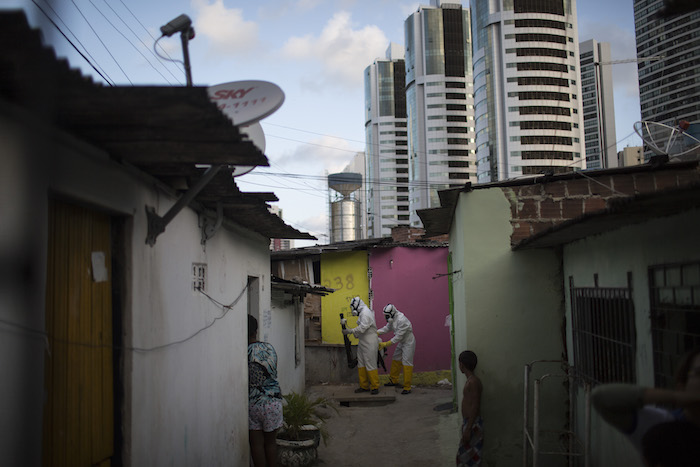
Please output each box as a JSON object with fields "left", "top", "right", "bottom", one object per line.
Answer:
{"left": 94, "top": 0, "right": 181, "bottom": 84}
{"left": 86, "top": 0, "right": 175, "bottom": 85}
{"left": 0, "top": 283, "right": 248, "bottom": 353}
{"left": 31, "top": 0, "right": 115, "bottom": 86}
{"left": 69, "top": 0, "right": 133, "bottom": 84}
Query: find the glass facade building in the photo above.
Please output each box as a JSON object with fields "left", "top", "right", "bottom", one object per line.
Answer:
{"left": 404, "top": 1, "right": 476, "bottom": 227}
{"left": 471, "top": 0, "right": 586, "bottom": 182}
{"left": 634, "top": 0, "right": 700, "bottom": 160}
{"left": 579, "top": 39, "right": 617, "bottom": 169}
{"left": 364, "top": 44, "right": 409, "bottom": 238}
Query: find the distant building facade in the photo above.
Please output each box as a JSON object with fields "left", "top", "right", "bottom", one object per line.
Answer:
{"left": 471, "top": 0, "right": 586, "bottom": 182}
{"left": 270, "top": 206, "right": 293, "bottom": 250}
{"left": 579, "top": 39, "right": 617, "bottom": 169}
{"left": 634, "top": 0, "right": 700, "bottom": 128}
{"left": 617, "top": 146, "right": 643, "bottom": 167}
{"left": 404, "top": 0, "right": 476, "bottom": 227}
{"left": 364, "top": 44, "right": 409, "bottom": 238}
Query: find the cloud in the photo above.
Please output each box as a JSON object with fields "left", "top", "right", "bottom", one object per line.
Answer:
{"left": 280, "top": 11, "right": 388, "bottom": 89}
{"left": 193, "top": 0, "right": 260, "bottom": 56}
{"left": 272, "top": 134, "right": 360, "bottom": 174}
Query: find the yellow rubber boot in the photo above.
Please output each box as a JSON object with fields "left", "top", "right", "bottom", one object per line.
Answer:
{"left": 402, "top": 366, "right": 413, "bottom": 394}
{"left": 357, "top": 367, "right": 369, "bottom": 391}
{"left": 388, "top": 360, "right": 402, "bottom": 385}
{"left": 368, "top": 369, "right": 380, "bottom": 392}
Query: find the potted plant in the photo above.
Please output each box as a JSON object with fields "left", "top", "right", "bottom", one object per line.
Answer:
{"left": 276, "top": 391, "right": 338, "bottom": 467}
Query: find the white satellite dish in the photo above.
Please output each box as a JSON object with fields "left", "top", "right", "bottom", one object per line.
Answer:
{"left": 634, "top": 120, "right": 700, "bottom": 161}
{"left": 208, "top": 80, "right": 285, "bottom": 126}
{"left": 231, "top": 122, "right": 266, "bottom": 177}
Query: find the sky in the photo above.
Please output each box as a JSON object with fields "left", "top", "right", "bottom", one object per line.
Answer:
{"left": 5, "top": 0, "right": 642, "bottom": 246}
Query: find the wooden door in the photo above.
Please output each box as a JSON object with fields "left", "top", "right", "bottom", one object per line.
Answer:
{"left": 43, "top": 199, "right": 114, "bottom": 466}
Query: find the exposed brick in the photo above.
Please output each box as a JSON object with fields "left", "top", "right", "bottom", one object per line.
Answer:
{"left": 566, "top": 179, "right": 590, "bottom": 196}
{"left": 511, "top": 222, "right": 532, "bottom": 244}
{"left": 635, "top": 173, "right": 656, "bottom": 193}
{"left": 543, "top": 181, "right": 566, "bottom": 198}
{"left": 562, "top": 199, "right": 584, "bottom": 219}
{"left": 584, "top": 197, "right": 607, "bottom": 213}
{"left": 518, "top": 185, "right": 542, "bottom": 197}
{"left": 540, "top": 199, "right": 561, "bottom": 219}
{"left": 676, "top": 169, "right": 700, "bottom": 186}
{"left": 612, "top": 175, "right": 636, "bottom": 196}
{"left": 654, "top": 172, "right": 678, "bottom": 191}
{"left": 530, "top": 220, "right": 557, "bottom": 236}
{"left": 590, "top": 175, "right": 615, "bottom": 197}
{"left": 518, "top": 198, "right": 539, "bottom": 219}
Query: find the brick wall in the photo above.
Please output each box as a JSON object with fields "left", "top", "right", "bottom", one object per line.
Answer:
{"left": 504, "top": 165, "right": 700, "bottom": 246}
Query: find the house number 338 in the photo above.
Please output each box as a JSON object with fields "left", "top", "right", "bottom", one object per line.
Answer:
{"left": 324, "top": 274, "right": 354, "bottom": 290}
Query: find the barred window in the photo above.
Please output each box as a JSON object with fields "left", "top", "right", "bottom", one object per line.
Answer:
{"left": 514, "top": 18, "right": 566, "bottom": 29}
{"left": 515, "top": 33, "right": 567, "bottom": 44}
{"left": 570, "top": 274, "right": 637, "bottom": 384}
{"left": 518, "top": 76, "right": 569, "bottom": 87}
{"left": 519, "top": 91, "right": 570, "bottom": 102}
{"left": 521, "top": 135, "right": 572, "bottom": 145}
{"left": 519, "top": 106, "right": 571, "bottom": 116}
{"left": 516, "top": 48, "right": 568, "bottom": 59}
{"left": 649, "top": 262, "right": 700, "bottom": 388}
{"left": 519, "top": 121, "right": 572, "bottom": 130}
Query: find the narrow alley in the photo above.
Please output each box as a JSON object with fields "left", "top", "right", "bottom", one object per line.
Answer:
{"left": 307, "top": 384, "right": 460, "bottom": 466}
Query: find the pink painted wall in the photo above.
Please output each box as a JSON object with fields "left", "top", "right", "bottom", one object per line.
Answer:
{"left": 369, "top": 247, "right": 451, "bottom": 373}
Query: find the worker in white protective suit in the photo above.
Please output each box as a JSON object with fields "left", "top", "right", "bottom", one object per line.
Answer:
{"left": 341, "top": 296, "right": 380, "bottom": 394}
{"left": 378, "top": 304, "right": 416, "bottom": 395}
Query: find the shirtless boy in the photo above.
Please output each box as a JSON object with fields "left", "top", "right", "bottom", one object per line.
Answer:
{"left": 456, "top": 350, "right": 483, "bottom": 466}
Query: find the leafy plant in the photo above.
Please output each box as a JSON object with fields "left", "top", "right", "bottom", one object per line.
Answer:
{"left": 279, "top": 392, "right": 338, "bottom": 445}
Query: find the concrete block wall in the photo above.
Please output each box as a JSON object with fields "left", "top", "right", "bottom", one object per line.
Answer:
{"left": 504, "top": 165, "right": 700, "bottom": 245}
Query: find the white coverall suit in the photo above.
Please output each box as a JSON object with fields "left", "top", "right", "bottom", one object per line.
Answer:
{"left": 345, "top": 297, "right": 380, "bottom": 392}
{"left": 378, "top": 304, "right": 416, "bottom": 393}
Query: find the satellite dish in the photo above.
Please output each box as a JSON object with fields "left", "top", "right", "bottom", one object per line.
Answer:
{"left": 634, "top": 120, "right": 700, "bottom": 162}
{"left": 208, "top": 80, "right": 285, "bottom": 126}
{"left": 231, "top": 122, "right": 266, "bottom": 177}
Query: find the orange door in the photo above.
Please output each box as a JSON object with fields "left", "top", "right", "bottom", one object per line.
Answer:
{"left": 43, "top": 199, "right": 114, "bottom": 467}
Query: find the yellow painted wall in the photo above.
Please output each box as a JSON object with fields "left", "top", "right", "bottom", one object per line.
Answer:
{"left": 320, "top": 251, "right": 369, "bottom": 344}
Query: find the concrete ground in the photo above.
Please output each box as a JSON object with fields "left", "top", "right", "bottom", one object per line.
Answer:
{"left": 306, "top": 383, "right": 460, "bottom": 466}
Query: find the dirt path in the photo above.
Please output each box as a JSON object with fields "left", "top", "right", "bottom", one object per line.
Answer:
{"left": 307, "top": 384, "right": 460, "bottom": 466}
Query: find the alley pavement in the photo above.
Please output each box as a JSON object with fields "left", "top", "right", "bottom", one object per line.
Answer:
{"left": 306, "top": 383, "right": 460, "bottom": 466}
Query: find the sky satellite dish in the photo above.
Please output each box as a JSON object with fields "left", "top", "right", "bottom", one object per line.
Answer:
{"left": 634, "top": 120, "right": 700, "bottom": 162}
{"left": 208, "top": 80, "right": 285, "bottom": 126}
{"left": 230, "top": 122, "right": 266, "bottom": 177}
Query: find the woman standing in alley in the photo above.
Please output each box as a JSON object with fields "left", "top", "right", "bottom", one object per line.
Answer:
{"left": 248, "top": 314, "right": 283, "bottom": 467}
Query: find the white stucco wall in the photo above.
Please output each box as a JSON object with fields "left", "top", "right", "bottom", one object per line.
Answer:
{"left": 563, "top": 208, "right": 700, "bottom": 465}
{"left": 1, "top": 105, "right": 280, "bottom": 465}
{"left": 450, "top": 188, "right": 567, "bottom": 466}
{"left": 270, "top": 292, "right": 305, "bottom": 395}
{"left": 127, "top": 200, "right": 270, "bottom": 466}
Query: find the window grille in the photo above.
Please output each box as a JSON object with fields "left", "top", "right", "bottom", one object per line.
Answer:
{"left": 649, "top": 262, "right": 700, "bottom": 388}
{"left": 570, "top": 273, "right": 636, "bottom": 384}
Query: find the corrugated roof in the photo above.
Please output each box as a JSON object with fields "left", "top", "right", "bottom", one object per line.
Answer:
{"left": 270, "top": 236, "right": 448, "bottom": 260}
{"left": 1, "top": 11, "right": 314, "bottom": 241}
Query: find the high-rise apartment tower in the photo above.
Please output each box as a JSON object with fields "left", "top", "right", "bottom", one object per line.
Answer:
{"left": 633, "top": 0, "right": 700, "bottom": 157}
{"left": 471, "top": 0, "right": 586, "bottom": 182}
{"left": 404, "top": 1, "right": 476, "bottom": 227}
{"left": 364, "top": 44, "right": 409, "bottom": 238}
{"left": 579, "top": 39, "right": 617, "bottom": 169}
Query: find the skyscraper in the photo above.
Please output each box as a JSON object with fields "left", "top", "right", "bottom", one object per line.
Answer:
{"left": 364, "top": 43, "right": 409, "bottom": 238}
{"left": 471, "top": 0, "right": 586, "bottom": 183}
{"left": 633, "top": 1, "right": 700, "bottom": 150}
{"left": 404, "top": 1, "right": 476, "bottom": 227}
{"left": 579, "top": 39, "right": 617, "bottom": 169}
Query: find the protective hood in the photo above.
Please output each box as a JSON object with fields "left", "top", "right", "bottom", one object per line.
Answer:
{"left": 383, "top": 303, "right": 397, "bottom": 321}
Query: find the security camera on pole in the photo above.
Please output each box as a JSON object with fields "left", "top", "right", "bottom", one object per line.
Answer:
{"left": 159, "top": 14, "right": 195, "bottom": 86}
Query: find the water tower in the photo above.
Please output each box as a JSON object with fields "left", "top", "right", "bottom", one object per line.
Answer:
{"left": 328, "top": 172, "right": 362, "bottom": 243}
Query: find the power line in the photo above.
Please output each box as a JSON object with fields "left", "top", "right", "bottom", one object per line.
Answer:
{"left": 31, "top": 0, "right": 115, "bottom": 85}
{"left": 69, "top": 0, "right": 133, "bottom": 84}
{"left": 87, "top": 0, "right": 176, "bottom": 85}
{"left": 96, "top": 0, "right": 182, "bottom": 84}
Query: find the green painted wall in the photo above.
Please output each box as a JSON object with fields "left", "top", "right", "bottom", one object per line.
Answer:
{"left": 450, "top": 188, "right": 567, "bottom": 466}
